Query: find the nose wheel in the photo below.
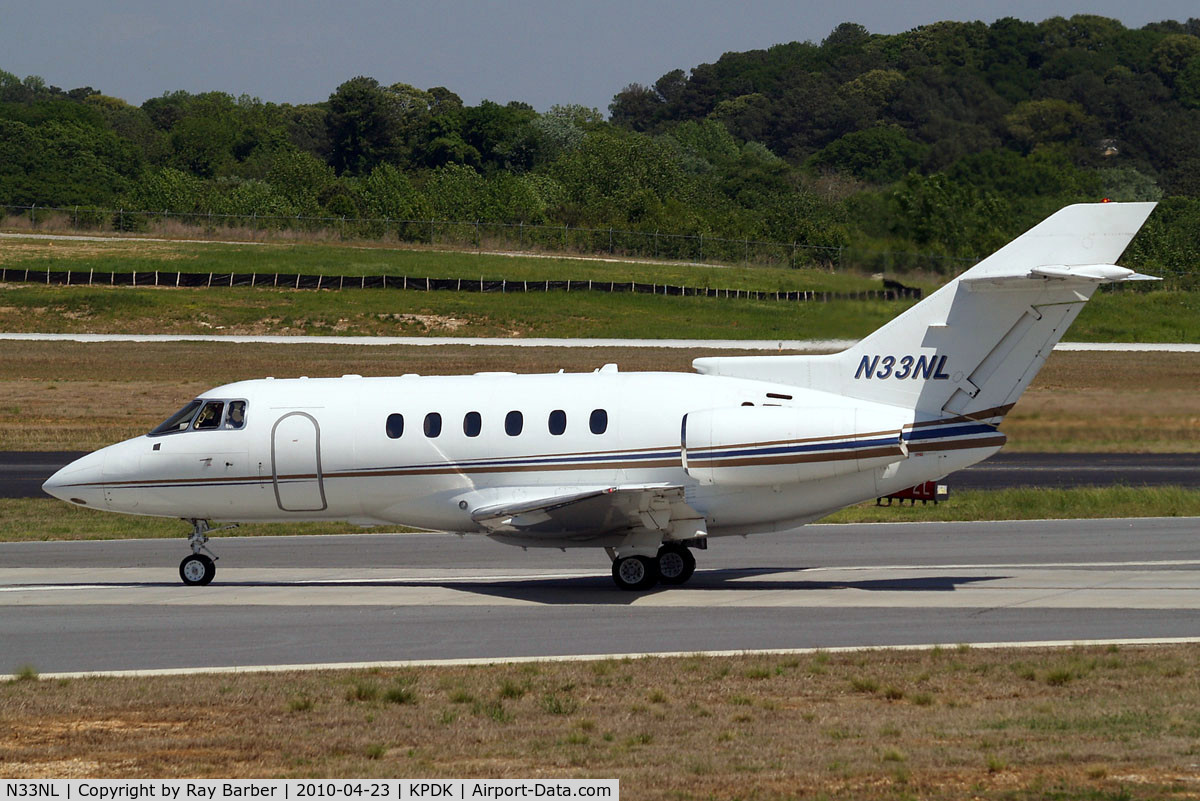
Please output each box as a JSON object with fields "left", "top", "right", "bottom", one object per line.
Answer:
{"left": 180, "top": 553, "right": 216, "bottom": 586}
{"left": 178, "top": 518, "right": 233, "bottom": 586}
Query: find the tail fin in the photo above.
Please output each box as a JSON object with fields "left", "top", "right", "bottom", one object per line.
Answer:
{"left": 694, "top": 202, "right": 1157, "bottom": 421}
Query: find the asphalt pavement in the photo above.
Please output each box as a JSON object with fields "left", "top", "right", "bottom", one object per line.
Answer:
{"left": 2, "top": 518, "right": 1199, "bottom": 673}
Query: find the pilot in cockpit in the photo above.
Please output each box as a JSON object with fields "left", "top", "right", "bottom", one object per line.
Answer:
{"left": 225, "top": 401, "right": 246, "bottom": 430}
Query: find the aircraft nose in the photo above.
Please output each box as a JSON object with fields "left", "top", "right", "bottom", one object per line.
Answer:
{"left": 42, "top": 450, "right": 106, "bottom": 508}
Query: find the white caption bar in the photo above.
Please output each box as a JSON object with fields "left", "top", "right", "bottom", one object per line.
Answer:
{"left": 0, "top": 780, "right": 618, "bottom": 801}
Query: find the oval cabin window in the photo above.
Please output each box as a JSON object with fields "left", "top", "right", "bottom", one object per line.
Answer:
{"left": 589, "top": 408, "right": 608, "bottom": 435}
{"left": 463, "top": 411, "right": 481, "bottom": 437}
{"left": 424, "top": 412, "right": 442, "bottom": 438}
{"left": 505, "top": 410, "right": 523, "bottom": 436}
{"left": 548, "top": 409, "right": 566, "bottom": 435}
{"left": 386, "top": 413, "right": 404, "bottom": 439}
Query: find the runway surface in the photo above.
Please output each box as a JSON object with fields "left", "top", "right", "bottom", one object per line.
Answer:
{"left": 4, "top": 451, "right": 1198, "bottom": 499}
{"left": 2, "top": 517, "right": 1198, "bottom": 674}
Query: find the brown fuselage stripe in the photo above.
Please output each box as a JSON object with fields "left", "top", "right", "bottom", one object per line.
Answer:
{"left": 689, "top": 445, "right": 904, "bottom": 470}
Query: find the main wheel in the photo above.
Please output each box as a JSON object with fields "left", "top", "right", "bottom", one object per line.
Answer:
{"left": 179, "top": 553, "right": 216, "bottom": 586}
{"left": 656, "top": 544, "right": 696, "bottom": 585}
{"left": 612, "top": 555, "right": 659, "bottom": 591}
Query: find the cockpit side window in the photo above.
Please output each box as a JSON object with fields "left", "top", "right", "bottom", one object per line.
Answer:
{"left": 149, "top": 400, "right": 203, "bottom": 436}
{"left": 193, "top": 401, "right": 225, "bottom": 430}
{"left": 224, "top": 400, "right": 248, "bottom": 429}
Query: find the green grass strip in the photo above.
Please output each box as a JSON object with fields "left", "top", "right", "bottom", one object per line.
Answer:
{"left": 823, "top": 485, "right": 1200, "bottom": 524}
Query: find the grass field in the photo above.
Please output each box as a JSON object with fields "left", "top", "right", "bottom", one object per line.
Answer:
{"left": 0, "top": 283, "right": 911, "bottom": 340}
{"left": 5, "top": 644, "right": 1200, "bottom": 799}
{"left": 2, "top": 233, "right": 1197, "bottom": 342}
{"left": 1, "top": 343, "right": 1196, "bottom": 452}
{"left": 0, "top": 234, "right": 885, "bottom": 292}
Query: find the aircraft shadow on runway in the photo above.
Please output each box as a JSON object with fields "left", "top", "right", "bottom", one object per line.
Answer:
{"left": 434, "top": 570, "right": 1004, "bottom": 605}
{"left": 18, "top": 568, "right": 1003, "bottom": 606}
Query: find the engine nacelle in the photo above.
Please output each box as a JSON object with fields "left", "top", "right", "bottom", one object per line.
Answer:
{"left": 682, "top": 405, "right": 909, "bottom": 486}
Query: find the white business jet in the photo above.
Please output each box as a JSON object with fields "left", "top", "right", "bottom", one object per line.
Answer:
{"left": 43, "top": 202, "right": 1157, "bottom": 590}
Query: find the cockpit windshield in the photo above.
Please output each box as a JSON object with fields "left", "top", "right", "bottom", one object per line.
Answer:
{"left": 148, "top": 399, "right": 248, "bottom": 436}
{"left": 149, "top": 400, "right": 203, "bottom": 435}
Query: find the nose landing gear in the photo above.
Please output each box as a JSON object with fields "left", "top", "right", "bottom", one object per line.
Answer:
{"left": 178, "top": 518, "right": 235, "bottom": 586}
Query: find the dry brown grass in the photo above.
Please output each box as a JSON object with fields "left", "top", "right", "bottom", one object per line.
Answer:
{"left": 0, "top": 238, "right": 203, "bottom": 261}
{"left": 3, "top": 645, "right": 1200, "bottom": 798}
{"left": 1004, "top": 351, "right": 1200, "bottom": 451}
{"left": 0, "top": 344, "right": 1196, "bottom": 452}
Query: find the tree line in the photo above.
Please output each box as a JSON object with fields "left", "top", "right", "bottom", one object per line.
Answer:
{"left": 1, "top": 14, "right": 1198, "bottom": 278}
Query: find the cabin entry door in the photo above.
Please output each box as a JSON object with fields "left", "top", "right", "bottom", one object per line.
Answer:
{"left": 271, "top": 412, "right": 328, "bottom": 512}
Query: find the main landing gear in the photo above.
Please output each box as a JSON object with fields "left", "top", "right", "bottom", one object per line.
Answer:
{"left": 178, "top": 518, "right": 234, "bottom": 586}
{"left": 610, "top": 542, "right": 698, "bottom": 591}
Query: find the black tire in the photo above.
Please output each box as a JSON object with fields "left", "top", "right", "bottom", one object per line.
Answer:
{"left": 179, "top": 553, "right": 216, "bottom": 586}
{"left": 611, "top": 555, "right": 659, "bottom": 591}
{"left": 657, "top": 544, "right": 696, "bottom": 585}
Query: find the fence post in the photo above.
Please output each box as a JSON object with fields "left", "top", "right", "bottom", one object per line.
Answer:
{"left": 563, "top": 224, "right": 568, "bottom": 250}
{"left": 30, "top": 203, "right": 36, "bottom": 227}
{"left": 430, "top": 218, "right": 435, "bottom": 245}
{"left": 475, "top": 220, "right": 480, "bottom": 250}
{"left": 609, "top": 227, "right": 613, "bottom": 254}
{"left": 699, "top": 234, "right": 703, "bottom": 263}
{"left": 73, "top": 206, "right": 78, "bottom": 228}
{"left": 118, "top": 208, "right": 123, "bottom": 231}
{"left": 745, "top": 238, "right": 750, "bottom": 266}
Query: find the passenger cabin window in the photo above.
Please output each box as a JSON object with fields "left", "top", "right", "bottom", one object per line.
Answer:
{"left": 149, "top": 399, "right": 203, "bottom": 436}
{"left": 224, "top": 400, "right": 247, "bottom": 430}
{"left": 424, "top": 412, "right": 442, "bottom": 438}
{"left": 505, "top": 411, "right": 523, "bottom": 436}
{"left": 548, "top": 409, "right": 566, "bottom": 435}
{"left": 386, "top": 413, "right": 404, "bottom": 439}
{"left": 193, "top": 401, "right": 225, "bottom": 430}
{"left": 464, "top": 411, "right": 481, "bottom": 437}
{"left": 589, "top": 408, "right": 608, "bottom": 435}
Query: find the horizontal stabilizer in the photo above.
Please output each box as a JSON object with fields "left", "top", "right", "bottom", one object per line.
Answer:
{"left": 961, "top": 264, "right": 1160, "bottom": 285}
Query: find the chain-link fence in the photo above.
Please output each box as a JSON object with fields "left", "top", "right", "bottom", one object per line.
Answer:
{"left": 0, "top": 265, "right": 924, "bottom": 303}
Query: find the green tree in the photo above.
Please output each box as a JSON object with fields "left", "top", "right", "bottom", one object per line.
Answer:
{"left": 363, "top": 163, "right": 430, "bottom": 220}
{"left": 423, "top": 163, "right": 489, "bottom": 220}
{"left": 1004, "top": 98, "right": 1096, "bottom": 151}
{"left": 125, "top": 167, "right": 208, "bottom": 212}
{"left": 267, "top": 150, "right": 334, "bottom": 216}
{"left": 806, "top": 126, "right": 928, "bottom": 183}
{"left": 1175, "top": 54, "right": 1200, "bottom": 106}
{"left": 1150, "top": 34, "right": 1200, "bottom": 86}
{"left": 326, "top": 76, "right": 406, "bottom": 175}
{"left": 548, "top": 128, "right": 686, "bottom": 225}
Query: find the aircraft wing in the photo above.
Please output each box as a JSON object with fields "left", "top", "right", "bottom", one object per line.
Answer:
{"left": 470, "top": 484, "right": 706, "bottom": 542}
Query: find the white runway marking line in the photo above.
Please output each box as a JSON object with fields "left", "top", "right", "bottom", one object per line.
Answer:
{"left": 12, "top": 637, "right": 1200, "bottom": 682}
{"left": 6, "top": 561, "right": 1200, "bottom": 611}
